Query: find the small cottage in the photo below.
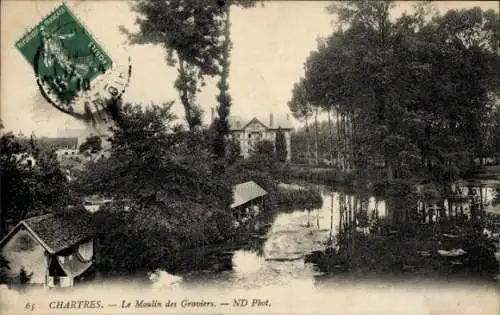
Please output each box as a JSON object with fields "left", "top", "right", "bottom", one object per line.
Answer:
{"left": 231, "top": 181, "right": 268, "bottom": 222}
{"left": 0, "top": 209, "right": 97, "bottom": 288}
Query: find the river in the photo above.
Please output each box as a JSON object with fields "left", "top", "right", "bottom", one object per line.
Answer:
{"left": 155, "top": 183, "right": 499, "bottom": 291}
{"left": 3, "top": 184, "right": 498, "bottom": 315}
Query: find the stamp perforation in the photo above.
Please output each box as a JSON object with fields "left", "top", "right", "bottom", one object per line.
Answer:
{"left": 15, "top": 1, "right": 132, "bottom": 121}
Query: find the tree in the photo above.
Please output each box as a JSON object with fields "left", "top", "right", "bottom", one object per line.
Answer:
{"left": 78, "top": 135, "right": 103, "bottom": 159}
{"left": 493, "top": 103, "right": 500, "bottom": 165}
{"left": 275, "top": 127, "right": 287, "bottom": 163}
{"left": 226, "top": 137, "right": 242, "bottom": 165}
{"left": 244, "top": 139, "right": 277, "bottom": 171}
{"left": 0, "top": 132, "right": 72, "bottom": 238}
{"left": 74, "top": 101, "right": 236, "bottom": 276}
{"left": 302, "top": 33, "right": 353, "bottom": 170}
{"left": 291, "top": 120, "right": 339, "bottom": 164}
{"left": 288, "top": 78, "right": 313, "bottom": 164}
{"left": 251, "top": 139, "right": 275, "bottom": 158}
{"left": 297, "top": 1, "right": 500, "bottom": 186}
{"left": 74, "top": 101, "right": 232, "bottom": 210}
{"left": 211, "top": 1, "right": 258, "bottom": 171}
{"left": 121, "top": 0, "right": 226, "bottom": 131}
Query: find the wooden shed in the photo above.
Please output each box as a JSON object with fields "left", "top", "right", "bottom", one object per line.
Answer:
{"left": 231, "top": 181, "right": 268, "bottom": 221}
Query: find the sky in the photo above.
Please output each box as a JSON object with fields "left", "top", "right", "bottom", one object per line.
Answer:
{"left": 1, "top": 0, "right": 498, "bottom": 138}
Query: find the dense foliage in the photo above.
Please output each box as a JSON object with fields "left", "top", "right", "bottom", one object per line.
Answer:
{"left": 275, "top": 127, "right": 287, "bottom": 163}
{"left": 74, "top": 101, "right": 232, "bottom": 209}
{"left": 94, "top": 200, "right": 234, "bottom": 275}
{"left": 0, "top": 132, "right": 72, "bottom": 238}
{"left": 120, "top": 0, "right": 226, "bottom": 130}
{"left": 72, "top": 101, "right": 235, "bottom": 275}
{"left": 290, "top": 2, "right": 500, "bottom": 188}
{"left": 227, "top": 139, "right": 323, "bottom": 210}
{"left": 78, "top": 135, "right": 102, "bottom": 156}
{"left": 291, "top": 121, "right": 337, "bottom": 164}
{"left": 123, "top": 1, "right": 260, "bottom": 180}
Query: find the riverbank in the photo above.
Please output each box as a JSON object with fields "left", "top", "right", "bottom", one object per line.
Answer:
{"left": 305, "top": 217, "right": 500, "bottom": 284}
{"left": 58, "top": 185, "right": 500, "bottom": 297}
{"left": 156, "top": 186, "right": 500, "bottom": 290}
{"left": 158, "top": 185, "right": 324, "bottom": 274}
{"left": 275, "top": 163, "right": 398, "bottom": 197}
{"left": 467, "top": 165, "right": 500, "bottom": 181}
{"left": 91, "top": 181, "right": 323, "bottom": 279}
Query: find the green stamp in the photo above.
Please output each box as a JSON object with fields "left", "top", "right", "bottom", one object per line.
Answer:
{"left": 15, "top": 2, "right": 125, "bottom": 117}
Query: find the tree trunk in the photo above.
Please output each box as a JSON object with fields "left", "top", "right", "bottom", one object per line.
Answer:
{"left": 177, "top": 57, "right": 195, "bottom": 131}
{"left": 348, "top": 110, "right": 355, "bottom": 170}
{"left": 213, "top": 3, "right": 232, "bottom": 164}
{"left": 327, "top": 108, "right": 334, "bottom": 165}
{"left": 304, "top": 116, "right": 311, "bottom": 165}
{"left": 341, "top": 112, "right": 347, "bottom": 171}
{"left": 330, "top": 193, "right": 334, "bottom": 244}
{"left": 336, "top": 107, "right": 342, "bottom": 171}
{"left": 314, "top": 108, "right": 320, "bottom": 165}
{"left": 496, "top": 142, "right": 500, "bottom": 166}
{"left": 387, "top": 160, "right": 394, "bottom": 181}
{"left": 0, "top": 205, "right": 5, "bottom": 239}
{"left": 495, "top": 108, "right": 500, "bottom": 165}
{"left": 349, "top": 195, "right": 355, "bottom": 257}
{"left": 345, "top": 111, "right": 351, "bottom": 171}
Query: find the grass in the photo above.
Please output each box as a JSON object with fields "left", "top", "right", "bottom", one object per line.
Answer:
{"left": 271, "top": 186, "right": 323, "bottom": 210}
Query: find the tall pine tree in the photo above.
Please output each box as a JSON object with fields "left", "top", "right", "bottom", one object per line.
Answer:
{"left": 275, "top": 127, "right": 287, "bottom": 163}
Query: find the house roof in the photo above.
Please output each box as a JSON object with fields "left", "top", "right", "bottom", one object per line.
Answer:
{"left": 228, "top": 115, "right": 294, "bottom": 131}
{"left": 228, "top": 116, "right": 249, "bottom": 130}
{"left": 0, "top": 208, "right": 97, "bottom": 255}
{"left": 231, "top": 181, "right": 268, "bottom": 209}
{"left": 38, "top": 137, "right": 79, "bottom": 148}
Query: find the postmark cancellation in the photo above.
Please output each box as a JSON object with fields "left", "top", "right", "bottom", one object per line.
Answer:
{"left": 15, "top": 2, "right": 130, "bottom": 120}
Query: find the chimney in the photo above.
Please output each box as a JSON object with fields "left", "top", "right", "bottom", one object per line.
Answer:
{"left": 286, "top": 113, "right": 290, "bottom": 121}
{"left": 269, "top": 113, "right": 274, "bottom": 127}
{"left": 236, "top": 120, "right": 240, "bottom": 128}
{"left": 211, "top": 107, "right": 215, "bottom": 121}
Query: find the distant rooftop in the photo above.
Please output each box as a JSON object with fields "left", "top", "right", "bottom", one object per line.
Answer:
{"left": 13, "top": 135, "right": 79, "bottom": 150}
{"left": 228, "top": 114, "right": 294, "bottom": 131}
{"left": 38, "top": 137, "right": 79, "bottom": 149}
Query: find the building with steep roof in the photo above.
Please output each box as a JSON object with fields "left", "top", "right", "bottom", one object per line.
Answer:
{"left": 221, "top": 113, "right": 293, "bottom": 160}
{"left": 38, "top": 137, "right": 79, "bottom": 150}
{"left": 0, "top": 209, "right": 97, "bottom": 288}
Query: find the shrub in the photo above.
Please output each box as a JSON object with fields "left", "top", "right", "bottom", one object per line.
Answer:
{"left": 0, "top": 256, "right": 10, "bottom": 285}
{"left": 94, "top": 200, "right": 235, "bottom": 276}
{"left": 19, "top": 267, "right": 32, "bottom": 285}
{"left": 271, "top": 187, "right": 323, "bottom": 209}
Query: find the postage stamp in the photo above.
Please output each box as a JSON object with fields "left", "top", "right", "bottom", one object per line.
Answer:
{"left": 15, "top": 2, "right": 130, "bottom": 121}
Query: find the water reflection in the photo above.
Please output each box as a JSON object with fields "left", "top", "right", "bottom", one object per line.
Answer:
{"left": 312, "top": 183, "right": 499, "bottom": 285}
{"left": 177, "top": 189, "right": 390, "bottom": 289}
{"left": 161, "top": 183, "right": 498, "bottom": 290}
